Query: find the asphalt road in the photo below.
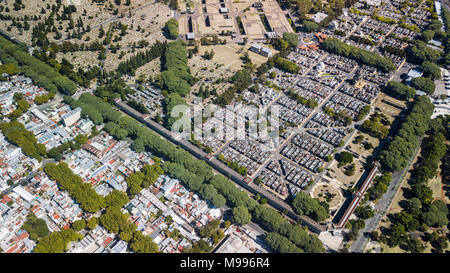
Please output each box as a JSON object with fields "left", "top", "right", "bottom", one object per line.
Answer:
{"left": 350, "top": 142, "right": 421, "bottom": 252}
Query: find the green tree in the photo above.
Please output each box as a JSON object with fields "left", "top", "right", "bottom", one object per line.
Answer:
{"left": 232, "top": 206, "right": 252, "bottom": 225}
{"left": 72, "top": 219, "right": 86, "bottom": 231}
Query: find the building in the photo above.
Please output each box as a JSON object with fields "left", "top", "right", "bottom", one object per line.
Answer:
{"left": 333, "top": 162, "right": 380, "bottom": 229}
{"left": 260, "top": 47, "right": 273, "bottom": 58}
{"left": 253, "top": 2, "right": 263, "bottom": 8}
{"left": 249, "top": 43, "right": 272, "bottom": 58}
{"left": 311, "top": 12, "right": 328, "bottom": 24}
{"left": 406, "top": 68, "right": 423, "bottom": 84}
{"left": 12, "top": 186, "right": 34, "bottom": 203}
{"left": 62, "top": 107, "right": 81, "bottom": 127}
{"left": 249, "top": 43, "right": 263, "bottom": 54}
{"left": 328, "top": 21, "right": 339, "bottom": 31}
{"left": 186, "top": 32, "right": 195, "bottom": 40}
{"left": 265, "top": 32, "right": 277, "bottom": 39}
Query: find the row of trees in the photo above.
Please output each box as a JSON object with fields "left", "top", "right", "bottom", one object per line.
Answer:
{"left": 33, "top": 228, "right": 82, "bottom": 253}
{"left": 291, "top": 192, "right": 330, "bottom": 222}
{"left": 383, "top": 81, "right": 416, "bottom": 100}
{"left": 0, "top": 36, "right": 77, "bottom": 95}
{"left": 217, "top": 154, "right": 248, "bottom": 176}
{"left": 157, "top": 40, "right": 194, "bottom": 97}
{"left": 163, "top": 92, "right": 187, "bottom": 129}
{"left": 379, "top": 96, "right": 434, "bottom": 171}
{"left": 164, "top": 18, "right": 179, "bottom": 39}
{"left": 116, "top": 40, "right": 166, "bottom": 76}
{"left": 44, "top": 162, "right": 105, "bottom": 213}
{"left": 215, "top": 69, "right": 253, "bottom": 106}
{"left": 375, "top": 117, "right": 449, "bottom": 252}
{"left": 68, "top": 93, "right": 325, "bottom": 252}
{"left": 0, "top": 121, "right": 46, "bottom": 161}
{"left": 274, "top": 56, "right": 301, "bottom": 74}
{"left": 441, "top": 7, "right": 450, "bottom": 68}
{"left": 322, "top": 37, "right": 396, "bottom": 72}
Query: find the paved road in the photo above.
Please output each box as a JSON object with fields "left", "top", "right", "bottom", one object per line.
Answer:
{"left": 1, "top": 158, "right": 56, "bottom": 196}
{"left": 350, "top": 139, "right": 421, "bottom": 252}
{"left": 114, "top": 99, "right": 327, "bottom": 233}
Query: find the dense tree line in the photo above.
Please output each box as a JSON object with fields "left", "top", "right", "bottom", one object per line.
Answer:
{"left": 411, "top": 77, "right": 435, "bottom": 95}
{"left": 65, "top": 93, "right": 122, "bottom": 125}
{"left": 0, "top": 121, "right": 46, "bottom": 161}
{"left": 274, "top": 56, "right": 300, "bottom": 73}
{"left": 379, "top": 96, "right": 434, "bottom": 171}
{"left": 22, "top": 213, "right": 50, "bottom": 241}
{"left": 217, "top": 154, "right": 248, "bottom": 176}
{"left": 67, "top": 94, "right": 325, "bottom": 252}
{"left": 157, "top": 40, "right": 194, "bottom": 97}
{"left": 265, "top": 232, "right": 303, "bottom": 253}
{"left": 383, "top": 81, "right": 416, "bottom": 100}
{"left": 33, "top": 228, "right": 82, "bottom": 253}
{"left": 44, "top": 162, "right": 105, "bottom": 213}
{"left": 291, "top": 192, "right": 329, "bottom": 222}
{"left": 163, "top": 92, "right": 187, "bottom": 129}
{"left": 164, "top": 18, "right": 179, "bottom": 39}
{"left": 116, "top": 40, "right": 166, "bottom": 76}
{"left": 441, "top": 7, "right": 450, "bottom": 67}
{"left": 376, "top": 117, "right": 449, "bottom": 252}
{"left": 215, "top": 69, "right": 253, "bottom": 106}
{"left": 0, "top": 36, "right": 77, "bottom": 95}
{"left": 322, "top": 37, "right": 396, "bottom": 72}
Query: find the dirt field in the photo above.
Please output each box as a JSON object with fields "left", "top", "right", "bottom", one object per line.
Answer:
{"left": 428, "top": 163, "right": 449, "bottom": 203}
{"left": 0, "top": 0, "right": 171, "bottom": 73}
{"left": 261, "top": 0, "right": 293, "bottom": 34}
{"left": 241, "top": 13, "right": 266, "bottom": 40}
{"left": 311, "top": 182, "right": 343, "bottom": 210}
{"left": 373, "top": 93, "right": 405, "bottom": 122}
{"left": 347, "top": 132, "right": 380, "bottom": 159}
{"left": 134, "top": 57, "right": 162, "bottom": 82}
{"left": 327, "top": 159, "right": 365, "bottom": 189}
